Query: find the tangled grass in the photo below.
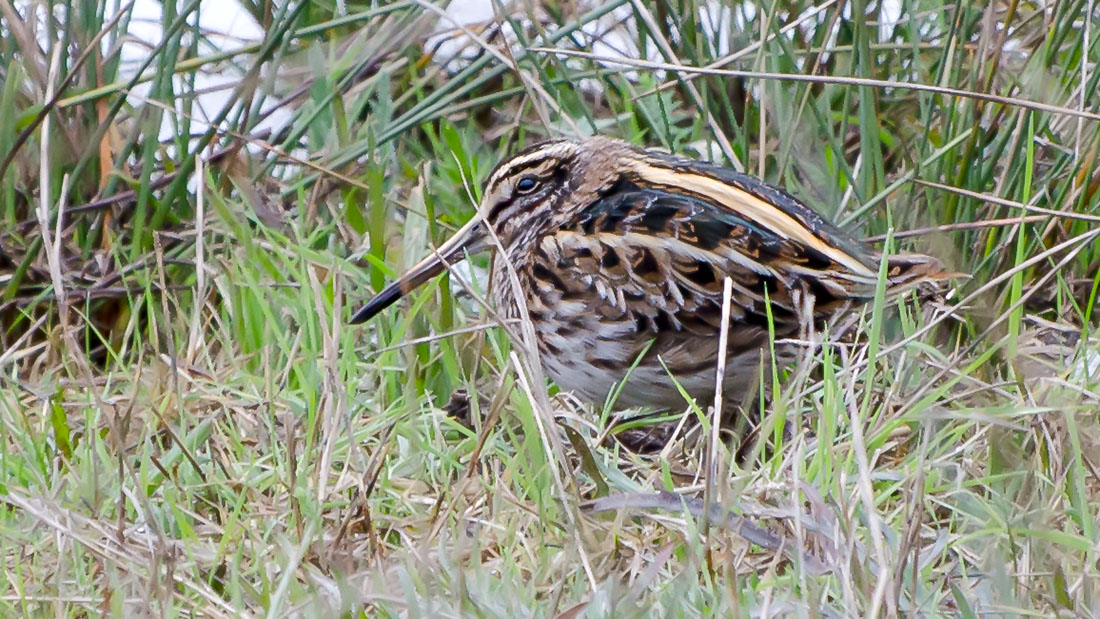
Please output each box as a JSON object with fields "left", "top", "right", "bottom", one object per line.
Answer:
{"left": 1, "top": 1, "right": 1098, "bottom": 616}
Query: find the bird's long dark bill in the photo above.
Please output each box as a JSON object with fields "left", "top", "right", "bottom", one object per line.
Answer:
{"left": 350, "top": 217, "right": 487, "bottom": 324}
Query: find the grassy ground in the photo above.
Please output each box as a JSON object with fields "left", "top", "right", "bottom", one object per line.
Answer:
{"left": 2, "top": 0, "right": 1099, "bottom": 616}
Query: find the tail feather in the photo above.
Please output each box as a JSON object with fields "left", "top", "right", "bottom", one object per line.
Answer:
{"left": 881, "top": 253, "right": 961, "bottom": 298}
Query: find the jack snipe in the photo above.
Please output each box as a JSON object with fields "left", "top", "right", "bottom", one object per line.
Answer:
{"left": 352, "top": 136, "right": 947, "bottom": 409}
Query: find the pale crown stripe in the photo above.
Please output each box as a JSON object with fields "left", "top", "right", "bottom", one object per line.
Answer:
{"left": 486, "top": 142, "right": 573, "bottom": 189}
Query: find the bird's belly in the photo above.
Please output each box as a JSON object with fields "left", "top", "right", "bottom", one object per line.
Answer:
{"left": 490, "top": 252, "right": 773, "bottom": 410}
{"left": 533, "top": 315, "right": 766, "bottom": 410}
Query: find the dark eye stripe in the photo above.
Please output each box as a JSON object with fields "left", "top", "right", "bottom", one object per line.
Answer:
{"left": 488, "top": 197, "right": 516, "bottom": 222}
{"left": 483, "top": 151, "right": 576, "bottom": 224}
{"left": 487, "top": 149, "right": 578, "bottom": 194}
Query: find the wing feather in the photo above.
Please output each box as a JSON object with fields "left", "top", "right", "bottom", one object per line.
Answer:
{"left": 526, "top": 176, "right": 945, "bottom": 379}
{"left": 558, "top": 183, "right": 881, "bottom": 326}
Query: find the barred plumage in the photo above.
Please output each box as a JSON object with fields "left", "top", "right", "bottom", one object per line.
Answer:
{"left": 352, "top": 136, "right": 948, "bottom": 409}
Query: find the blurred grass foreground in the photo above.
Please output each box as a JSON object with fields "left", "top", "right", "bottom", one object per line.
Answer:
{"left": 1, "top": 1, "right": 1099, "bottom": 616}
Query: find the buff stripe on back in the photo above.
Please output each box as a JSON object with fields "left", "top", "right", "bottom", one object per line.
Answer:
{"left": 626, "top": 160, "right": 875, "bottom": 277}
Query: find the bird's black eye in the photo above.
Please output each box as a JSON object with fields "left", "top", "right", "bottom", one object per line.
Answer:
{"left": 515, "top": 176, "right": 539, "bottom": 195}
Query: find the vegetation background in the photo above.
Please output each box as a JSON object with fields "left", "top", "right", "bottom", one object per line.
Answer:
{"left": 2, "top": 0, "right": 1099, "bottom": 616}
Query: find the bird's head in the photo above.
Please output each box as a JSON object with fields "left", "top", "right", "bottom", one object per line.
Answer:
{"left": 349, "top": 136, "right": 634, "bottom": 323}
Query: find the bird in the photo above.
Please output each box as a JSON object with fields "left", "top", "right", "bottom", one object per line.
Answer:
{"left": 351, "top": 136, "right": 948, "bottom": 411}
